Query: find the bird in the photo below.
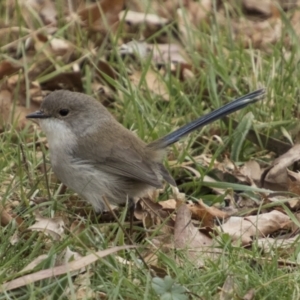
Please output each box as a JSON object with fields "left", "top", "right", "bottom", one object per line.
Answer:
{"left": 26, "top": 89, "right": 265, "bottom": 212}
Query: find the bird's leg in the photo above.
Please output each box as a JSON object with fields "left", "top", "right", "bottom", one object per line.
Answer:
{"left": 128, "top": 197, "right": 135, "bottom": 235}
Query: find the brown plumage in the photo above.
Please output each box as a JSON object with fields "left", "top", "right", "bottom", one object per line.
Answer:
{"left": 26, "top": 89, "right": 265, "bottom": 211}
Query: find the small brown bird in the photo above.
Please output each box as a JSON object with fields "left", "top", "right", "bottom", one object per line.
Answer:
{"left": 26, "top": 89, "right": 265, "bottom": 212}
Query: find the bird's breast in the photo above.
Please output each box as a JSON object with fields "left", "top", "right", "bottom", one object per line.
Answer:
{"left": 40, "top": 118, "right": 77, "bottom": 151}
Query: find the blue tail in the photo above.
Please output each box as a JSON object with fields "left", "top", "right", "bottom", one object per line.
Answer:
{"left": 148, "top": 89, "right": 265, "bottom": 149}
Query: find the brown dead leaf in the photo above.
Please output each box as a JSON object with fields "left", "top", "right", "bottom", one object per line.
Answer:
{"left": 120, "top": 41, "right": 189, "bottom": 68}
{"left": 233, "top": 18, "right": 282, "bottom": 50}
{"left": 256, "top": 235, "right": 300, "bottom": 252}
{"left": 14, "top": 106, "right": 34, "bottom": 129}
{"left": 28, "top": 216, "right": 65, "bottom": 240}
{"left": 49, "top": 37, "right": 73, "bottom": 56}
{"left": 266, "top": 194, "right": 300, "bottom": 211}
{"left": 242, "top": 288, "right": 256, "bottom": 300}
{"left": 67, "top": 271, "right": 95, "bottom": 299}
{"left": 96, "top": 60, "right": 117, "bottom": 91}
{"left": 135, "top": 198, "right": 174, "bottom": 232}
{"left": 33, "top": 33, "right": 74, "bottom": 60}
{"left": 187, "top": 0, "right": 212, "bottom": 26}
{"left": 48, "top": 36, "right": 75, "bottom": 57}
{"left": 188, "top": 200, "right": 229, "bottom": 227}
{"left": 21, "top": 255, "right": 48, "bottom": 273}
{"left": 21, "top": 0, "right": 57, "bottom": 26}
{"left": 181, "top": 165, "right": 201, "bottom": 179}
{"left": 243, "top": 0, "right": 273, "bottom": 17}
{"left": 216, "top": 210, "right": 291, "bottom": 245}
{"left": 286, "top": 198, "right": 300, "bottom": 211}
{"left": 119, "top": 10, "right": 169, "bottom": 41}
{"left": 239, "top": 160, "right": 262, "bottom": 184}
{"left": 41, "top": 72, "right": 83, "bottom": 92}
{"left": 151, "top": 0, "right": 185, "bottom": 20}
{"left": 119, "top": 10, "right": 168, "bottom": 27}
{"left": 2, "top": 245, "right": 135, "bottom": 291}
{"left": 0, "top": 205, "right": 23, "bottom": 226}
{"left": 0, "top": 61, "right": 22, "bottom": 80}
{"left": 287, "top": 169, "right": 300, "bottom": 196}
{"left": 0, "top": 89, "right": 12, "bottom": 126}
{"left": 177, "top": 8, "right": 198, "bottom": 48}
{"left": 78, "top": 0, "right": 124, "bottom": 31}
{"left": 159, "top": 199, "right": 177, "bottom": 210}
{"left": 10, "top": 231, "right": 20, "bottom": 245}
{"left": 262, "top": 144, "right": 300, "bottom": 190}
{"left": 63, "top": 247, "right": 83, "bottom": 263}
{"left": 70, "top": 220, "right": 86, "bottom": 236}
{"left": 175, "top": 203, "right": 213, "bottom": 248}
{"left": 172, "top": 186, "right": 186, "bottom": 202}
{"left": 119, "top": 41, "right": 149, "bottom": 59}
{"left": 219, "top": 275, "right": 236, "bottom": 300}
{"left": 174, "top": 203, "right": 217, "bottom": 267}
{"left": 177, "top": 0, "right": 211, "bottom": 49}
{"left": 0, "top": 89, "right": 30, "bottom": 130}
{"left": 243, "top": 0, "right": 296, "bottom": 17}
{"left": 129, "top": 69, "right": 169, "bottom": 101}
{"left": 0, "top": 78, "right": 42, "bottom": 128}
{"left": 134, "top": 197, "right": 175, "bottom": 253}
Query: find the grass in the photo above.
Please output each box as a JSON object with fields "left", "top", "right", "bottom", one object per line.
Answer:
{"left": 0, "top": 1, "right": 300, "bottom": 299}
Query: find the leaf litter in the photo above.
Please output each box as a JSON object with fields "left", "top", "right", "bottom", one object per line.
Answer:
{"left": 1, "top": 0, "right": 300, "bottom": 297}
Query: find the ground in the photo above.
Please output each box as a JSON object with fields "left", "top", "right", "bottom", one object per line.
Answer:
{"left": 0, "top": 0, "right": 300, "bottom": 299}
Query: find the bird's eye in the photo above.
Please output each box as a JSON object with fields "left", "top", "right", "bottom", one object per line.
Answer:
{"left": 59, "top": 109, "right": 69, "bottom": 117}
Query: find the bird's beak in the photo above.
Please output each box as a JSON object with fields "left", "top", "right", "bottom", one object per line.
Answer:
{"left": 26, "top": 110, "right": 50, "bottom": 119}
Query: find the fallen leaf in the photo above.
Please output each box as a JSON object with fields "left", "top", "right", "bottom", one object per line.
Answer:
{"left": 119, "top": 40, "right": 149, "bottom": 59}
{"left": 68, "top": 271, "right": 99, "bottom": 299}
{"left": 159, "top": 199, "right": 177, "bottom": 210}
{"left": 0, "top": 205, "right": 14, "bottom": 226}
{"left": 188, "top": 200, "right": 228, "bottom": 227}
{"left": 174, "top": 203, "right": 217, "bottom": 267}
{"left": 49, "top": 37, "right": 73, "bottom": 56}
{"left": 216, "top": 210, "right": 291, "bottom": 245}
{"left": 256, "top": 235, "right": 300, "bottom": 252}
{"left": 129, "top": 69, "right": 169, "bottom": 101}
{"left": 176, "top": 0, "right": 212, "bottom": 49}
{"left": 175, "top": 203, "right": 213, "bottom": 248}
{"left": 0, "top": 89, "right": 12, "bottom": 126}
{"left": 265, "top": 194, "right": 300, "bottom": 211}
{"left": 2, "top": 245, "right": 136, "bottom": 291}
{"left": 262, "top": 144, "right": 300, "bottom": 190}
{"left": 287, "top": 169, "right": 300, "bottom": 195}
{"left": 219, "top": 275, "right": 236, "bottom": 300}
{"left": 187, "top": 0, "right": 211, "bottom": 26}
{"left": 135, "top": 198, "right": 174, "bottom": 234}
{"left": 40, "top": 72, "right": 83, "bottom": 92}
{"left": 28, "top": 216, "right": 65, "bottom": 240}
{"left": 239, "top": 160, "right": 262, "bottom": 183}
{"left": 242, "top": 288, "right": 256, "bottom": 300}
{"left": 0, "top": 61, "right": 22, "bottom": 80}
{"left": 63, "top": 246, "right": 83, "bottom": 263}
{"left": 21, "top": 0, "right": 57, "bottom": 25}
{"left": 78, "top": 0, "right": 124, "bottom": 30}
{"left": 119, "top": 10, "right": 170, "bottom": 42}
{"left": 119, "top": 10, "right": 168, "bottom": 27}
{"left": 21, "top": 255, "right": 48, "bottom": 273}
{"left": 243, "top": 0, "right": 273, "bottom": 17}
{"left": 233, "top": 18, "right": 282, "bottom": 50}
{"left": 96, "top": 60, "right": 117, "bottom": 91}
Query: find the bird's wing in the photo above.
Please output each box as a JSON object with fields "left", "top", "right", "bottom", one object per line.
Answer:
{"left": 74, "top": 126, "right": 165, "bottom": 188}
